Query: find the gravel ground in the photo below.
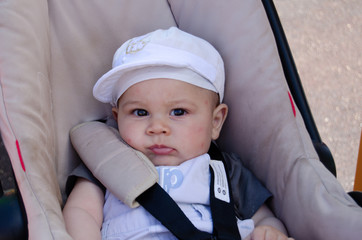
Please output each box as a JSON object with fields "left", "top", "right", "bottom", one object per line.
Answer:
{"left": 274, "top": 0, "right": 362, "bottom": 191}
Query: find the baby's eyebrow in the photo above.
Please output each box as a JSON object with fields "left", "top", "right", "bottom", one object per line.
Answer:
{"left": 166, "top": 98, "right": 197, "bottom": 106}
{"left": 120, "top": 98, "right": 198, "bottom": 109}
{"left": 119, "top": 100, "right": 144, "bottom": 108}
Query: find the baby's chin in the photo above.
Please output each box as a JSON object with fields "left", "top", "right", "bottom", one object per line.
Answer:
{"left": 149, "top": 156, "right": 189, "bottom": 167}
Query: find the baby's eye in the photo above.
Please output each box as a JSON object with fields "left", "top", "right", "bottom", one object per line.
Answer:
{"left": 170, "top": 108, "right": 187, "bottom": 116}
{"left": 132, "top": 109, "right": 149, "bottom": 117}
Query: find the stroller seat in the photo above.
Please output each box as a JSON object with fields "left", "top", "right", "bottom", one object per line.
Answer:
{"left": 0, "top": 0, "right": 361, "bottom": 239}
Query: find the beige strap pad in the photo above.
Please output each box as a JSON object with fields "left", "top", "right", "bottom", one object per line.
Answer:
{"left": 70, "top": 121, "right": 158, "bottom": 208}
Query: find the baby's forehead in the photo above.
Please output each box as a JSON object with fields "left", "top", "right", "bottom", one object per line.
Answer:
{"left": 118, "top": 78, "right": 219, "bottom": 105}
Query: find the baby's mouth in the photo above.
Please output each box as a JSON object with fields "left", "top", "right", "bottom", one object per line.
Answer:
{"left": 149, "top": 145, "right": 175, "bottom": 155}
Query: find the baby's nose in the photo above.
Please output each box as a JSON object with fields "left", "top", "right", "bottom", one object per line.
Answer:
{"left": 146, "top": 117, "right": 170, "bottom": 135}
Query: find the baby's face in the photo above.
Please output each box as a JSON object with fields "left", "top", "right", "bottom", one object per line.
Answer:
{"left": 113, "top": 78, "right": 227, "bottom": 166}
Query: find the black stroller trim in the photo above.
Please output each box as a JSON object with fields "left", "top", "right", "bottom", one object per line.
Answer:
{"left": 261, "top": 0, "right": 336, "bottom": 176}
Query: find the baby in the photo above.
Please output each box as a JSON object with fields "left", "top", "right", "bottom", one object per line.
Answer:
{"left": 64, "top": 27, "right": 293, "bottom": 240}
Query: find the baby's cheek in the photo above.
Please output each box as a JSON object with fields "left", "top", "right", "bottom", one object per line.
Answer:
{"left": 124, "top": 138, "right": 133, "bottom": 146}
{"left": 118, "top": 128, "right": 134, "bottom": 146}
{"left": 192, "top": 127, "right": 210, "bottom": 149}
{"left": 199, "top": 141, "right": 207, "bottom": 149}
{"left": 196, "top": 126, "right": 204, "bottom": 133}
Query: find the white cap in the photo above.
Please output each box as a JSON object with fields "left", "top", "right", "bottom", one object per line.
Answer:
{"left": 93, "top": 27, "right": 225, "bottom": 106}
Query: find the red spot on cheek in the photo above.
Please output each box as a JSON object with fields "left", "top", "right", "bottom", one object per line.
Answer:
{"left": 125, "top": 138, "right": 133, "bottom": 146}
{"left": 197, "top": 127, "right": 205, "bottom": 133}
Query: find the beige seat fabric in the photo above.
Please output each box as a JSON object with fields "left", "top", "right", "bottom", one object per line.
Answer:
{"left": 0, "top": 0, "right": 361, "bottom": 239}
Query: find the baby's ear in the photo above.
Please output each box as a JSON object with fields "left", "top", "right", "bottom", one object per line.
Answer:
{"left": 211, "top": 103, "right": 228, "bottom": 140}
{"left": 112, "top": 107, "right": 118, "bottom": 120}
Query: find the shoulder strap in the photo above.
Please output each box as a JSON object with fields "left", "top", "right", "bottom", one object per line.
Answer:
{"left": 209, "top": 141, "right": 241, "bottom": 240}
{"left": 209, "top": 161, "right": 241, "bottom": 239}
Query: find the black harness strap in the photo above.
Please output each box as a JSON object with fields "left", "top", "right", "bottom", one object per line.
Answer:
{"left": 136, "top": 183, "right": 212, "bottom": 240}
{"left": 209, "top": 165, "right": 241, "bottom": 239}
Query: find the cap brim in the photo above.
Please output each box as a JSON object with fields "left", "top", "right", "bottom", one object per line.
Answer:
{"left": 93, "top": 62, "right": 219, "bottom": 106}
